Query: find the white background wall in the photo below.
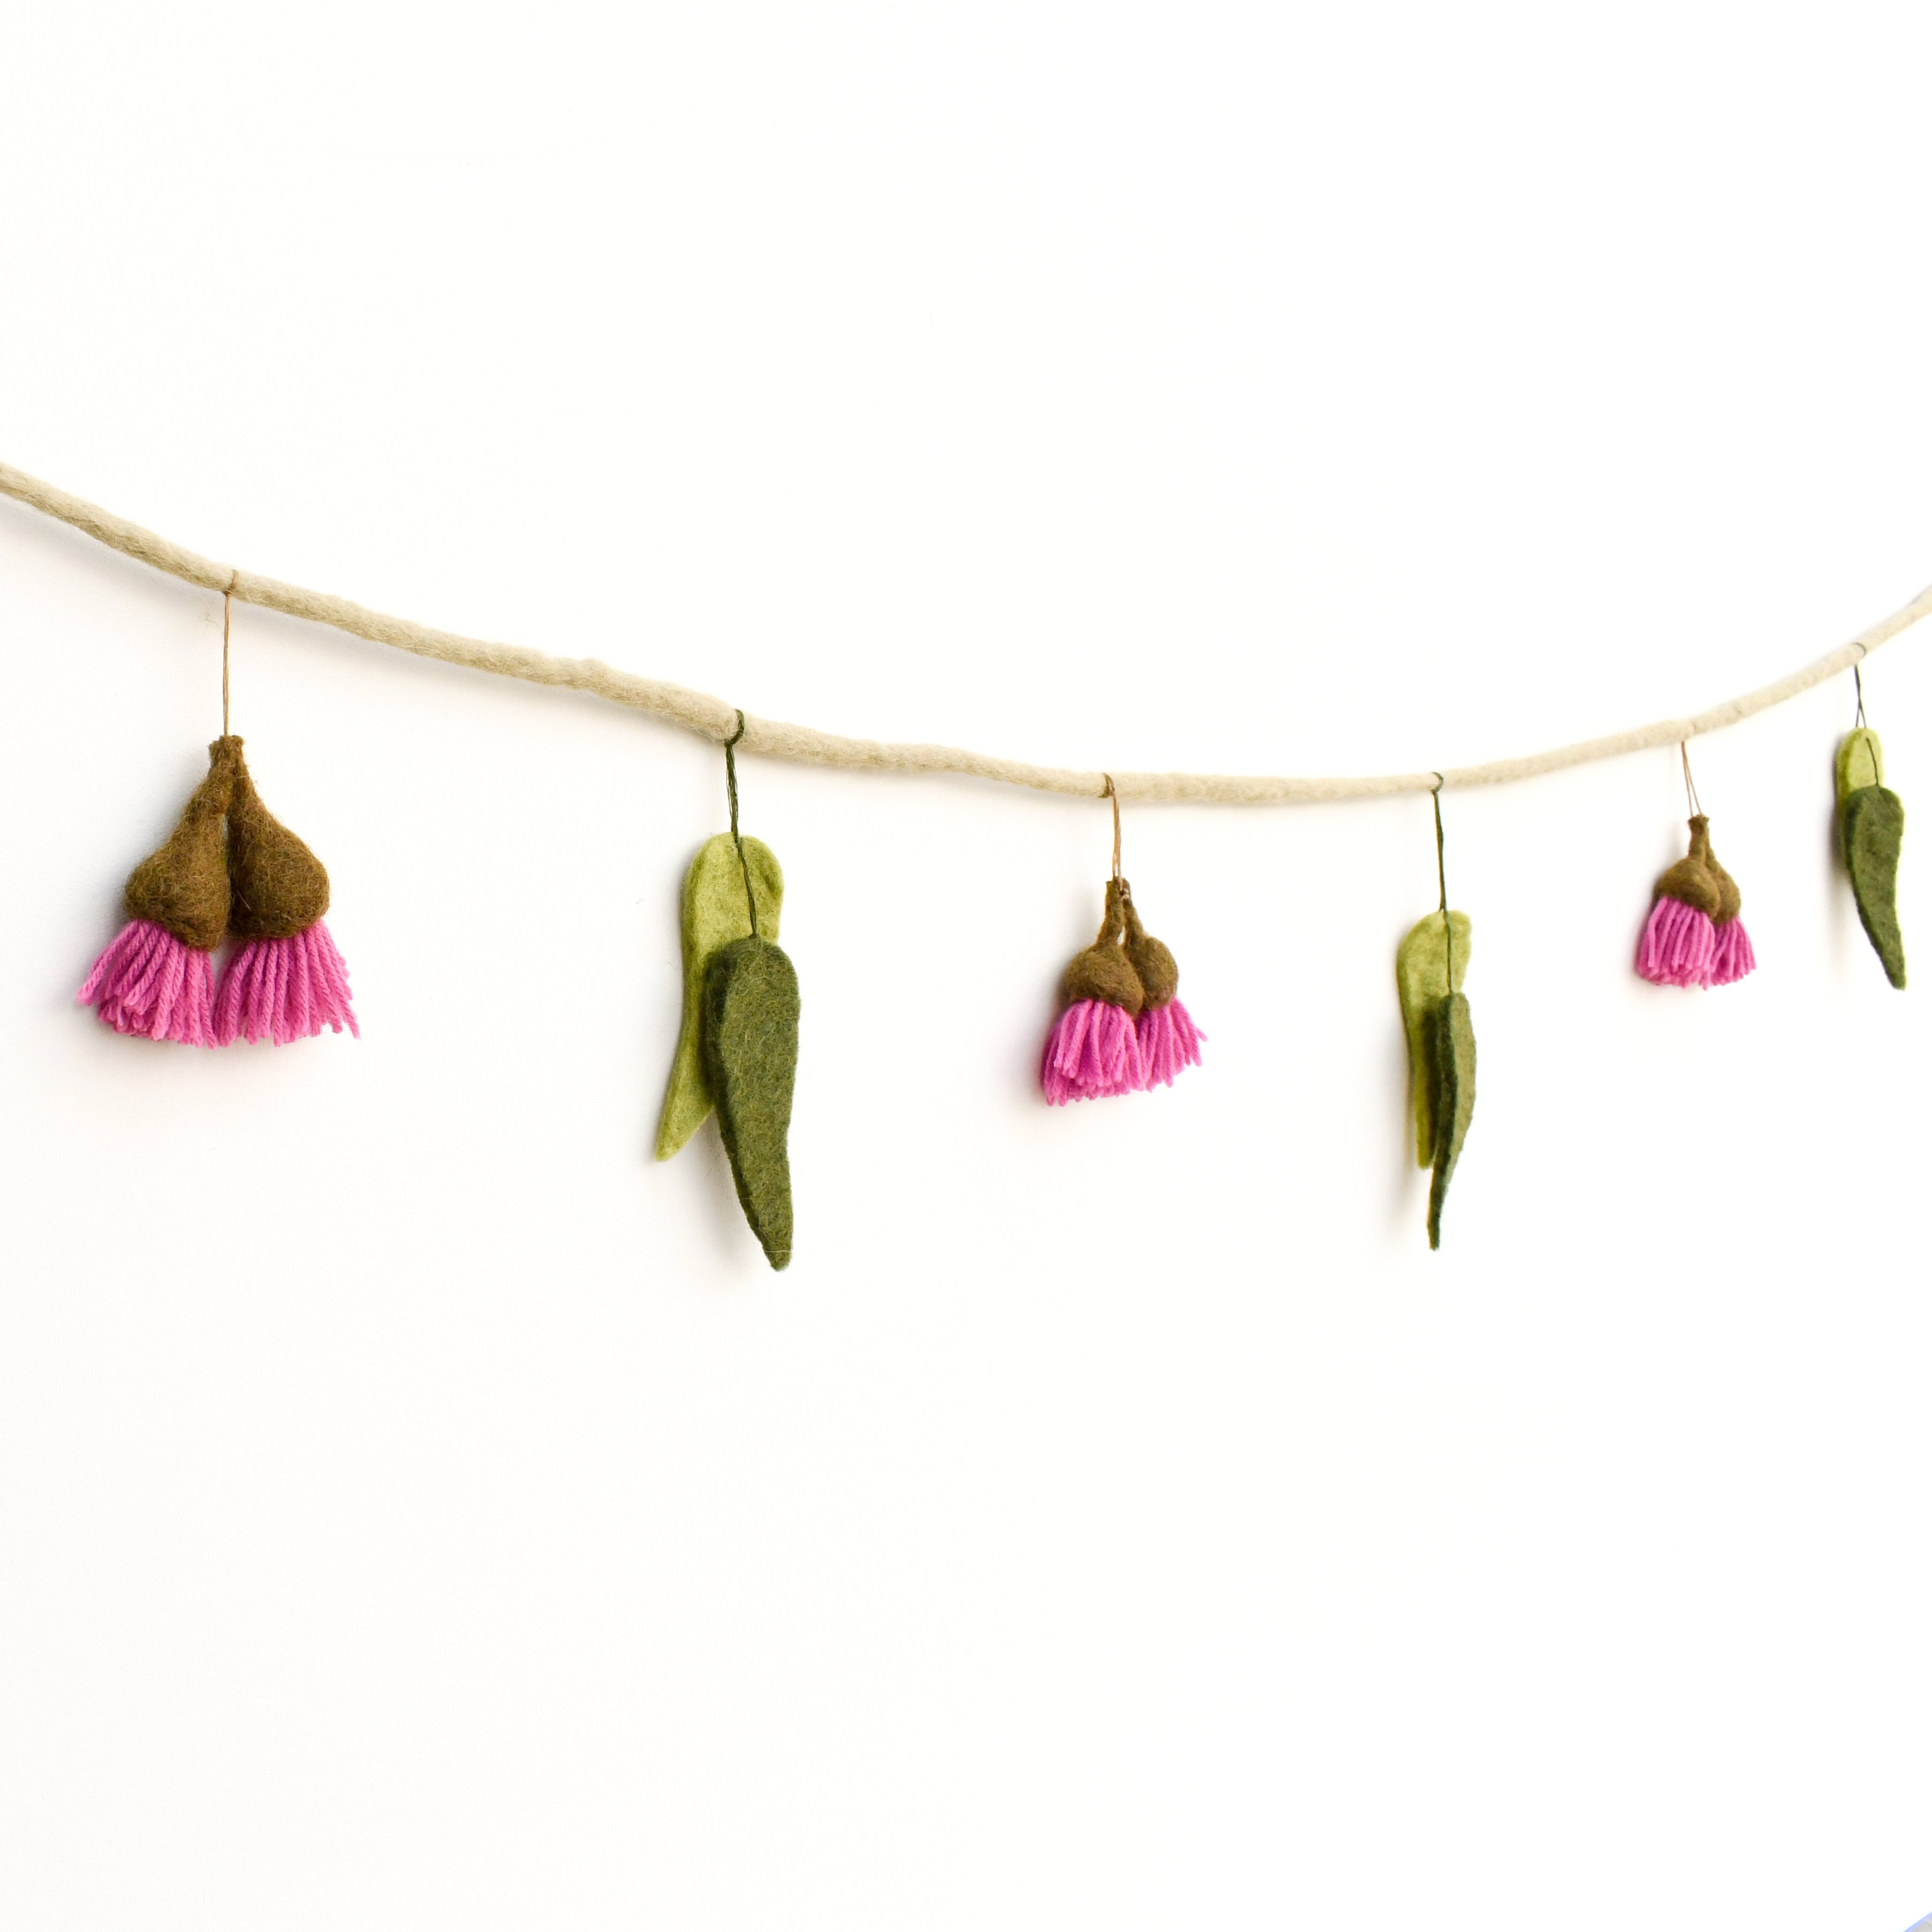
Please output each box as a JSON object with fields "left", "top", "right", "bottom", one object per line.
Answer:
{"left": 2, "top": 4, "right": 1929, "bottom": 1927}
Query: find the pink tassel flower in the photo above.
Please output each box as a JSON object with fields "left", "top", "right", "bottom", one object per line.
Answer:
{"left": 213, "top": 921, "right": 359, "bottom": 1045}
{"left": 1040, "top": 878, "right": 1146, "bottom": 1105}
{"left": 1137, "top": 997, "right": 1203, "bottom": 1088}
{"left": 1635, "top": 812, "right": 1754, "bottom": 990}
{"left": 211, "top": 745, "right": 359, "bottom": 1044}
{"left": 78, "top": 918, "right": 217, "bottom": 1046}
{"left": 1122, "top": 893, "right": 1203, "bottom": 1089}
{"left": 1042, "top": 996, "right": 1145, "bottom": 1104}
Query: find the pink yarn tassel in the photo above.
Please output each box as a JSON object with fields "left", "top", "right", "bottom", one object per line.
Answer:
{"left": 213, "top": 920, "right": 359, "bottom": 1045}
{"left": 77, "top": 919, "right": 216, "bottom": 1045}
{"left": 1636, "top": 895, "right": 1717, "bottom": 988}
{"left": 1041, "top": 997, "right": 1143, "bottom": 1104}
{"left": 1708, "top": 917, "right": 1756, "bottom": 986}
{"left": 1137, "top": 997, "right": 1203, "bottom": 1089}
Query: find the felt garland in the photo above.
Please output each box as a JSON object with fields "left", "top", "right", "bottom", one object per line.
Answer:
{"left": 10, "top": 460, "right": 1923, "bottom": 1263}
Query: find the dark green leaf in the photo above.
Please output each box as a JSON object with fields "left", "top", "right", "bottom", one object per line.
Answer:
{"left": 702, "top": 935, "right": 800, "bottom": 1270}
{"left": 1426, "top": 991, "right": 1476, "bottom": 1251}
{"left": 1845, "top": 785, "right": 1906, "bottom": 989}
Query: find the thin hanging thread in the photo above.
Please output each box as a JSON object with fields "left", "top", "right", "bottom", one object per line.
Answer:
{"left": 222, "top": 571, "right": 237, "bottom": 736}
{"left": 1680, "top": 741, "right": 1703, "bottom": 818}
{"left": 725, "top": 709, "right": 758, "bottom": 937}
{"left": 1432, "top": 775, "right": 1451, "bottom": 997}
{"left": 1103, "top": 775, "right": 1123, "bottom": 891}
{"left": 1854, "top": 661, "right": 1868, "bottom": 728}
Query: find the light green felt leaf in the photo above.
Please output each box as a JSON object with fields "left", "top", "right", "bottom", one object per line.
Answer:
{"left": 702, "top": 935, "right": 800, "bottom": 1271}
{"left": 1845, "top": 783, "right": 1906, "bottom": 989}
{"left": 1836, "top": 727, "right": 1884, "bottom": 802}
{"left": 1397, "top": 910, "right": 1471, "bottom": 1168}
{"left": 655, "top": 834, "right": 784, "bottom": 1161}
{"left": 1425, "top": 991, "right": 1476, "bottom": 1251}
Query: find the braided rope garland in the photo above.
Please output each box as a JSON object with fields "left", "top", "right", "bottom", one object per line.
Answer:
{"left": 5, "top": 458, "right": 1928, "bottom": 803}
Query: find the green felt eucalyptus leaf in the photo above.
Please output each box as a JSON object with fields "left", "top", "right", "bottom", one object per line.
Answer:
{"left": 1836, "top": 727, "right": 1884, "bottom": 802}
{"left": 655, "top": 834, "right": 784, "bottom": 1161}
{"left": 1425, "top": 991, "right": 1476, "bottom": 1252}
{"left": 1397, "top": 910, "right": 1471, "bottom": 1168}
{"left": 702, "top": 934, "right": 800, "bottom": 1271}
{"left": 1844, "top": 783, "right": 1906, "bottom": 989}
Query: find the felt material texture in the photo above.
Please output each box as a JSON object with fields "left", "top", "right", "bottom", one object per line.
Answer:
{"left": 1396, "top": 910, "right": 1471, "bottom": 1167}
{"left": 120, "top": 737, "right": 239, "bottom": 952}
{"left": 701, "top": 934, "right": 799, "bottom": 1271}
{"left": 1120, "top": 897, "right": 1180, "bottom": 1009}
{"left": 1654, "top": 816, "right": 1725, "bottom": 920}
{"left": 656, "top": 834, "right": 785, "bottom": 1161}
{"left": 224, "top": 741, "right": 331, "bottom": 940}
{"left": 1844, "top": 783, "right": 1907, "bottom": 988}
{"left": 1837, "top": 726, "right": 1885, "bottom": 799}
{"left": 1059, "top": 881, "right": 1143, "bottom": 1014}
{"left": 1425, "top": 990, "right": 1476, "bottom": 1251}
{"left": 77, "top": 918, "right": 217, "bottom": 1045}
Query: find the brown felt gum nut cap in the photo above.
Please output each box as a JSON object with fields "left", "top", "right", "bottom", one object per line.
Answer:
{"left": 225, "top": 741, "right": 331, "bottom": 940}
{"left": 1653, "top": 814, "right": 1724, "bottom": 920}
{"left": 121, "top": 737, "right": 241, "bottom": 952}
{"left": 1060, "top": 877, "right": 1143, "bottom": 1014}
{"left": 1120, "top": 890, "right": 1180, "bottom": 1010}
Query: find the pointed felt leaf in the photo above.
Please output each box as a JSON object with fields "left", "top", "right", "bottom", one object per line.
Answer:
{"left": 1836, "top": 727, "right": 1884, "bottom": 802}
{"left": 1844, "top": 783, "right": 1906, "bottom": 989}
{"left": 701, "top": 935, "right": 800, "bottom": 1271}
{"left": 1397, "top": 911, "right": 1471, "bottom": 1167}
{"left": 655, "top": 835, "right": 784, "bottom": 1161}
{"left": 1425, "top": 990, "right": 1476, "bottom": 1251}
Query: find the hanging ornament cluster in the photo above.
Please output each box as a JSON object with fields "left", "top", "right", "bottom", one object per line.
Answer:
{"left": 1040, "top": 781, "right": 1203, "bottom": 1104}
{"left": 78, "top": 733, "right": 357, "bottom": 1047}
{"left": 1634, "top": 747, "right": 1755, "bottom": 990}
{"left": 654, "top": 716, "right": 800, "bottom": 1271}
{"left": 1395, "top": 786, "right": 1477, "bottom": 1250}
{"left": 1837, "top": 670, "right": 1907, "bottom": 989}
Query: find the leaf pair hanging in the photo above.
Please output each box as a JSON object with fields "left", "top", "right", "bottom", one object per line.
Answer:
{"left": 1836, "top": 670, "right": 1906, "bottom": 988}
{"left": 1635, "top": 747, "right": 1755, "bottom": 989}
{"left": 1395, "top": 785, "right": 1476, "bottom": 1249}
{"left": 1041, "top": 781, "right": 1202, "bottom": 1104}
{"left": 655, "top": 715, "right": 799, "bottom": 1271}
{"left": 78, "top": 731, "right": 356, "bottom": 1047}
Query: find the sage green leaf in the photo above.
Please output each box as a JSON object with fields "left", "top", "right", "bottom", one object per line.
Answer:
{"left": 655, "top": 834, "right": 784, "bottom": 1161}
{"left": 1836, "top": 726, "right": 1884, "bottom": 803}
{"left": 1425, "top": 990, "right": 1476, "bottom": 1252}
{"left": 1397, "top": 910, "right": 1471, "bottom": 1167}
{"left": 1844, "top": 783, "right": 1907, "bottom": 989}
{"left": 702, "top": 935, "right": 800, "bottom": 1271}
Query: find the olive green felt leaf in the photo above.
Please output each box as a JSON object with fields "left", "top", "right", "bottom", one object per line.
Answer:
{"left": 702, "top": 935, "right": 800, "bottom": 1271}
{"left": 1425, "top": 991, "right": 1476, "bottom": 1252}
{"left": 1844, "top": 783, "right": 1906, "bottom": 989}
{"left": 1836, "top": 726, "right": 1884, "bottom": 802}
{"left": 655, "top": 835, "right": 784, "bottom": 1161}
{"left": 1397, "top": 911, "right": 1471, "bottom": 1167}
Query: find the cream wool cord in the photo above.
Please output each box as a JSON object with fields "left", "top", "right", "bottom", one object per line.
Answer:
{"left": 5, "top": 458, "right": 1929, "bottom": 804}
